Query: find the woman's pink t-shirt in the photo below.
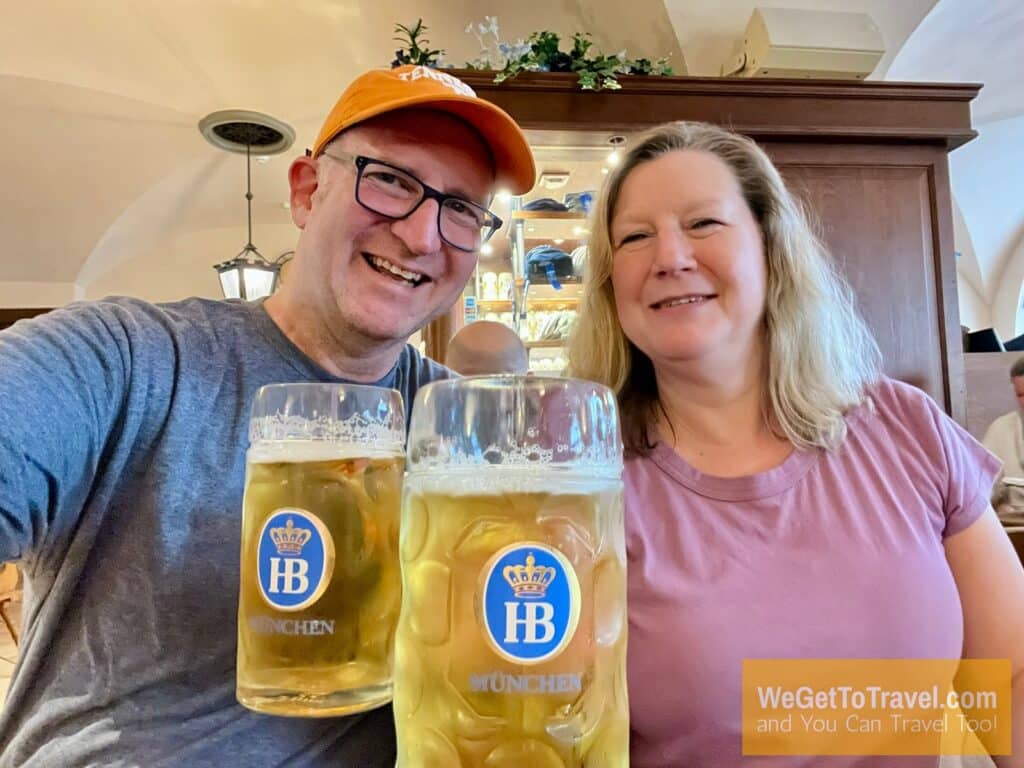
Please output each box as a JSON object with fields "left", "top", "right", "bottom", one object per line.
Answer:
{"left": 624, "top": 378, "right": 1000, "bottom": 767}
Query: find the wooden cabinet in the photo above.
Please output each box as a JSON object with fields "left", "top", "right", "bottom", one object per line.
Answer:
{"left": 426, "top": 72, "right": 978, "bottom": 421}
{"left": 0, "top": 308, "right": 51, "bottom": 332}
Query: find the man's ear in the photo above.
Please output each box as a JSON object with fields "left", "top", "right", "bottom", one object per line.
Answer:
{"left": 288, "top": 156, "right": 319, "bottom": 229}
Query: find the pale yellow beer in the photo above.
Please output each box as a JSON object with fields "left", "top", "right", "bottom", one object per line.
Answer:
{"left": 394, "top": 472, "right": 628, "bottom": 767}
{"left": 237, "top": 445, "right": 404, "bottom": 716}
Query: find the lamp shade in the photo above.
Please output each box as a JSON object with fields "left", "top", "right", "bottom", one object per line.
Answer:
{"left": 200, "top": 110, "right": 295, "bottom": 301}
{"left": 214, "top": 256, "right": 281, "bottom": 300}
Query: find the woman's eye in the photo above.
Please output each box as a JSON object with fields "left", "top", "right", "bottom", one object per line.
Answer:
{"left": 692, "top": 218, "right": 721, "bottom": 229}
{"left": 619, "top": 232, "right": 647, "bottom": 246}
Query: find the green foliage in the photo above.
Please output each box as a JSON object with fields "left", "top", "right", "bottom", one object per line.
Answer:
{"left": 392, "top": 19, "right": 445, "bottom": 68}
{"left": 460, "top": 17, "right": 672, "bottom": 90}
{"left": 392, "top": 17, "right": 674, "bottom": 89}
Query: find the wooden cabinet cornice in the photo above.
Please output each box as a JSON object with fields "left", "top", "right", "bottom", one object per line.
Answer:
{"left": 427, "top": 72, "right": 980, "bottom": 421}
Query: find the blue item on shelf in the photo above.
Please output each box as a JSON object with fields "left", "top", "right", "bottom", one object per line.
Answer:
{"left": 526, "top": 245, "right": 573, "bottom": 287}
{"left": 564, "top": 191, "right": 595, "bottom": 214}
{"left": 522, "top": 197, "right": 569, "bottom": 212}
{"left": 520, "top": 246, "right": 574, "bottom": 318}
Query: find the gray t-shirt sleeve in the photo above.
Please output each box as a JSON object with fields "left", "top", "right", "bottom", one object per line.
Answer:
{"left": 0, "top": 304, "right": 129, "bottom": 563}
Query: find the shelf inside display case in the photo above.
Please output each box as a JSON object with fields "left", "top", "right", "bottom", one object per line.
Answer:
{"left": 477, "top": 298, "right": 579, "bottom": 312}
{"left": 528, "top": 343, "right": 569, "bottom": 375}
{"left": 457, "top": 132, "right": 626, "bottom": 378}
{"left": 511, "top": 211, "right": 590, "bottom": 241}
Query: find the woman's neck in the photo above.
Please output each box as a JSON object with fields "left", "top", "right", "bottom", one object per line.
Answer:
{"left": 653, "top": 349, "right": 793, "bottom": 476}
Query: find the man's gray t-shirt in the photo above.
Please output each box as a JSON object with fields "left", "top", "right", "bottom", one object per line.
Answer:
{"left": 0, "top": 297, "right": 449, "bottom": 767}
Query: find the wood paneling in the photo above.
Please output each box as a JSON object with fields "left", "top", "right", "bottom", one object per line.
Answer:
{"left": 1007, "top": 527, "right": 1024, "bottom": 567}
{"left": 0, "top": 308, "right": 51, "bottom": 332}
{"left": 454, "top": 72, "right": 979, "bottom": 149}
{"left": 425, "top": 72, "right": 977, "bottom": 419}
{"left": 765, "top": 143, "right": 959, "bottom": 417}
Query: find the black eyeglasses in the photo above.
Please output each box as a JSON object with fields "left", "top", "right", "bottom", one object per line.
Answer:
{"left": 318, "top": 150, "right": 503, "bottom": 253}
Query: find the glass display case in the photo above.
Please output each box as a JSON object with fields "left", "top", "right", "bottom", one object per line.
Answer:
{"left": 464, "top": 134, "right": 630, "bottom": 375}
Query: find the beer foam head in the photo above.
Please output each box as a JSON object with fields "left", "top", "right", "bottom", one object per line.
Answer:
{"left": 407, "top": 376, "right": 623, "bottom": 478}
{"left": 249, "top": 414, "right": 403, "bottom": 453}
{"left": 247, "top": 440, "right": 402, "bottom": 463}
{"left": 405, "top": 466, "right": 619, "bottom": 496}
{"left": 248, "top": 383, "right": 405, "bottom": 453}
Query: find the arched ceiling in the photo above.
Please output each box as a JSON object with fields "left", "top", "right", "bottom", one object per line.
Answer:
{"left": 887, "top": 0, "right": 1024, "bottom": 336}
{"left": 1, "top": 0, "right": 1002, "bottom": 308}
{"left": 0, "top": 0, "right": 683, "bottom": 303}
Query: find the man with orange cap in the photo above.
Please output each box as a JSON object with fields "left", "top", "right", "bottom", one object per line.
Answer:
{"left": 0, "top": 66, "right": 535, "bottom": 766}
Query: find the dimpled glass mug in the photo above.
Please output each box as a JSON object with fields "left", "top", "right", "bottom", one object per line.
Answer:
{"left": 394, "top": 376, "right": 628, "bottom": 767}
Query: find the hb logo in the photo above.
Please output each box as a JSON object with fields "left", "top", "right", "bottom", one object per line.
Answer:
{"left": 480, "top": 543, "right": 581, "bottom": 665}
{"left": 257, "top": 509, "right": 335, "bottom": 612}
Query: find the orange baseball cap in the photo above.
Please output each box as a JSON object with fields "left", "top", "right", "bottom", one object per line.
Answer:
{"left": 312, "top": 65, "right": 536, "bottom": 195}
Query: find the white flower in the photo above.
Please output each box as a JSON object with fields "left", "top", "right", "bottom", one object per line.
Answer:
{"left": 465, "top": 21, "right": 474, "bottom": 34}
{"left": 615, "top": 49, "right": 627, "bottom": 60}
{"left": 484, "top": 16, "right": 500, "bottom": 35}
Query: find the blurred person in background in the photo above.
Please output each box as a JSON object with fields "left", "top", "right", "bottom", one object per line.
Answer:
{"left": 982, "top": 356, "right": 1024, "bottom": 513}
{"left": 446, "top": 320, "right": 529, "bottom": 375}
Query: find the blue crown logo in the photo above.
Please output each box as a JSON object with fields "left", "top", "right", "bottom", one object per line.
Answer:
{"left": 269, "top": 517, "right": 311, "bottom": 556}
{"left": 502, "top": 553, "right": 556, "bottom": 599}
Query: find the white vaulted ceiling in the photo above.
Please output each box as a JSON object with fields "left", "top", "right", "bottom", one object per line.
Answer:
{"left": 0, "top": 0, "right": 686, "bottom": 304}
{"left": 1, "top": 0, "right": 1014, "bottom": 314}
{"left": 886, "top": 0, "right": 1024, "bottom": 338}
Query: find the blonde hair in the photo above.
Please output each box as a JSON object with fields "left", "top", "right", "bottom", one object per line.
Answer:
{"left": 568, "top": 121, "right": 881, "bottom": 454}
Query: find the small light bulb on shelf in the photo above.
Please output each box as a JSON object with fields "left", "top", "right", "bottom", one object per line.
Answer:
{"left": 480, "top": 243, "right": 493, "bottom": 255}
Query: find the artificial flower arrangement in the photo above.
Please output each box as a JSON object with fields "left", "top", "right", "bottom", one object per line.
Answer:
{"left": 392, "top": 17, "right": 673, "bottom": 91}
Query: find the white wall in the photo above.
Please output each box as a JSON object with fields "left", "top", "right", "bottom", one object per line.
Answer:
{"left": 957, "top": 277, "right": 989, "bottom": 332}
{"left": 949, "top": 113, "right": 1024, "bottom": 340}
{"left": 0, "top": 281, "right": 80, "bottom": 307}
{"left": 952, "top": 197, "right": 990, "bottom": 330}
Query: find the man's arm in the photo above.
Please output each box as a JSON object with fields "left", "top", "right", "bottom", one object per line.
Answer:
{"left": 0, "top": 304, "right": 128, "bottom": 563}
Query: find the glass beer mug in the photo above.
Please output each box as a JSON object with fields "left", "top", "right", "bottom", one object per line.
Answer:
{"left": 394, "top": 376, "right": 628, "bottom": 766}
{"left": 237, "top": 383, "right": 405, "bottom": 716}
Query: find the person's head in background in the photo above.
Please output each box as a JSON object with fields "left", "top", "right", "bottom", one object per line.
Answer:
{"left": 569, "top": 120, "right": 881, "bottom": 454}
{"left": 266, "top": 65, "right": 535, "bottom": 379}
{"left": 446, "top": 320, "right": 529, "bottom": 375}
{"left": 1010, "top": 356, "right": 1024, "bottom": 409}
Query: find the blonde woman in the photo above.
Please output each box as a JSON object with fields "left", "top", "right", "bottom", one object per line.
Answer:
{"left": 570, "top": 121, "right": 1024, "bottom": 767}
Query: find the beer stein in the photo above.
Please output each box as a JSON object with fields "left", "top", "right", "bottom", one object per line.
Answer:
{"left": 481, "top": 271, "right": 499, "bottom": 300}
{"left": 498, "top": 271, "right": 515, "bottom": 300}
{"left": 395, "top": 376, "right": 628, "bottom": 766}
{"left": 237, "top": 383, "right": 405, "bottom": 716}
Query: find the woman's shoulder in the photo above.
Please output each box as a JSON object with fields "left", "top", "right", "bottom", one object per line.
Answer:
{"left": 855, "top": 375, "right": 946, "bottom": 429}
{"left": 849, "top": 376, "right": 988, "bottom": 477}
